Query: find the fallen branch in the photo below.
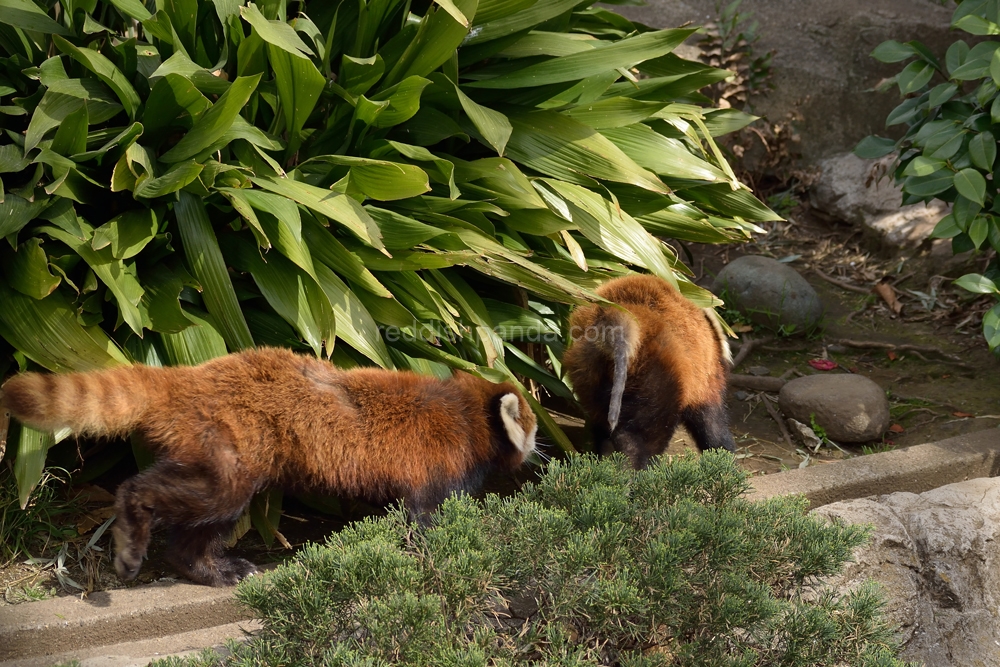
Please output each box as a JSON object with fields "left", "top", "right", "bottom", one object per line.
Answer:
{"left": 760, "top": 394, "right": 794, "bottom": 449}
{"left": 729, "top": 374, "right": 786, "bottom": 392}
{"left": 831, "top": 338, "right": 972, "bottom": 367}
{"left": 730, "top": 336, "right": 775, "bottom": 371}
{"left": 812, "top": 269, "right": 871, "bottom": 294}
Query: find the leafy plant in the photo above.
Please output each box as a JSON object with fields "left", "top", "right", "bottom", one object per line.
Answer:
{"left": 855, "top": 0, "right": 1000, "bottom": 353}
{"left": 0, "top": 466, "right": 79, "bottom": 567}
{"left": 0, "top": 0, "right": 776, "bottom": 534}
{"left": 154, "top": 452, "right": 913, "bottom": 667}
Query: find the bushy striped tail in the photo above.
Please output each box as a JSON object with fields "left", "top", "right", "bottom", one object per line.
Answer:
{"left": 0, "top": 366, "right": 164, "bottom": 437}
{"left": 589, "top": 307, "right": 639, "bottom": 433}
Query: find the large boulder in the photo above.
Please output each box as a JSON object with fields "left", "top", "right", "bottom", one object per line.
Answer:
{"left": 711, "top": 255, "right": 823, "bottom": 333}
{"left": 778, "top": 373, "right": 890, "bottom": 442}
{"left": 810, "top": 152, "right": 949, "bottom": 249}
{"left": 814, "top": 477, "right": 1000, "bottom": 667}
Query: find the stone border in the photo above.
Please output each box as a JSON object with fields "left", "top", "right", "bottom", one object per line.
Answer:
{"left": 2, "top": 427, "right": 997, "bottom": 665}
{"left": 748, "top": 427, "right": 1000, "bottom": 508}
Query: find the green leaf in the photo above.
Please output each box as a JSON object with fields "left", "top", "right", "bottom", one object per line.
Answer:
{"left": 159, "top": 306, "right": 229, "bottom": 365}
{"left": 871, "top": 40, "right": 918, "bottom": 63}
{"left": 932, "top": 213, "right": 962, "bottom": 239}
{"left": 969, "top": 216, "right": 989, "bottom": 249}
{"left": 0, "top": 0, "right": 71, "bottom": 35}
{"left": 306, "top": 155, "right": 431, "bottom": 201}
{"left": 0, "top": 193, "right": 51, "bottom": 238}
{"left": 602, "top": 124, "right": 727, "bottom": 182}
{"left": 52, "top": 35, "right": 141, "bottom": 120}
{"left": 902, "top": 156, "right": 946, "bottom": 177}
{"left": 468, "top": 28, "right": 695, "bottom": 89}
{"left": 301, "top": 214, "right": 392, "bottom": 297}
{"left": 241, "top": 3, "right": 315, "bottom": 58}
{"left": 109, "top": 0, "right": 153, "bottom": 21}
{"left": 984, "top": 303, "right": 1000, "bottom": 350}
{"left": 466, "top": 0, "right": 583, "bottom": 45}
{"left": 5, "top": 238, "right": 61, "bottom": 300}
{"left": 953, "top": 168, "right": 987, "bottom": 206}
{"left": 383, "top": 0, "right": 478, "bottom": 86}
{"left": 160, "top": 74, "right": 262, "bottom": 163}
{"left": 50, "top": 104, "right": 89, "bottom": 157}
{"left": 433, "top": 0, "right": 471, "bottom": 27}
{"left": 904, "top": 170, "right": 956, "bottom": 197}
{"left": 14, "top": 426, "right": 56, "bottom": 510}
{"left": 969, "top": 131, "right": 997, "bottom": 171}
{"left": 252, "top": 176, "right": 386, "bottom": 252}
{"left": 455, "top": 84, "right": 512, "bottom": 155}
{"left": 370, "top": 76, "right": 433, "bottom": 128}
{"left": 506, "top": 111, "right": 667, "bottom": 193}
{"left": 312, "top": 263, "right": 394, "bottom": 368}
{"left": 853, "top": 135, "right": 896, "bottom": 159}
{"left": 134, "top": 160, "right": 205, "bottom": 198}
{"left": 269, "top": 46, "right": 326, "bottom": 147}
{"left": 896, "top": 61, "right": 934, "bottom": 95}
{"left": 92, "top": 209, "right": 159, "bottom": 260}
{"left": 174, "top": 192, "right": 256, "bottom": 351}
{"left": 954, "top": 14, "right": 1000, "bottom": 35}
{"left": 0, "top": 280, "right": 130, "bottom": 373}
{"left": 954, "top": 273, "right": 999, "bottom": 294}
{"left": 142, "top": 261, "right": 198, "bottom": 335}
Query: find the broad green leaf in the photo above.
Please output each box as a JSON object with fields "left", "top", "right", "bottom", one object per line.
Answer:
{"left": 174, "top": 192, "right": 256, "bottom": 351}
{"left": 301, "top": 216, "right": 393, "bottom": 297}
{"left": 150, "top": 51, "right": 231, "bottom": 96}
{"left": 984, "top": 303, "right": 1000, "bottom": 350}
{"left": 602, "top": 124, "right": 726, "bottom": 182}
{"left": 160, "top": 74, "right": 262, "bottom": 163}
{"left": 466, "top": 0, "right": 581, "bottom": 44}
{"left": 50, "top": 105, "right": 89, "bottom": 157}
{"left": 41, "top": 225, "right": 146, "bottom": 336}
{"left": 854, "top": 135, "right": 896, "bottom": 159}
{"left": 871, "top": 40, "right": 917, "bottom": 63}
{"left": 685, "top": 183, "right": 781, "bottom": 222}
{"left": 969, "top": 217, "right": 989, "bottom": 248}
{"left": 455, "top": 84, "right": 511, "bottom": 155}
{"left": 928, "top": 82, "right": 959, "bottom": 107}
{"left": 541, "top": 179, "right": 675, "bottom": 283}
{"left": 225, "top": 234, "right": 332, "bottom": 358}
{"left": 903, "top": 156, "right": 946, "bottom": 177}
{"left": 52, "top": 35, "right": 141, "bottom": 120}
{"left": 506, "top": 111, "right": 668, "bottom": 193}
{"left": 433, "top": 0, "right": 471, "bottom": 27}
{"left": 0, "top": 0, "right": 71, "bottom": 34}
{"left": 252, "top": 176, "right": 385, "bottom": 251}
{"left": 954, "top": 168, "right": 987, "bottom": 206}
{"left": 312, "top": 262, "right": 394, "bottom": 368}
{"left": 134, "top": 160, "right": 205, "bottom": 198}
{"left": 954, "top": 14, "right": 1000, "bottom": 35}
{"left": 340, "top": 54, "right": 385, "bottom": 96}
{"left": 370, "top": 76, "right": 432, "bottom": 128}
{"left": 932, "top": 213, "right": 962, "bottom": 238}
{"left": 159, "top": 306, "right": 229, "bottom": 365}
{"left": 269, "top": 44, "right": 326, "bottom": 147}
{"left": 92, "top": 209, "right": 159, "bottom": 260}
{"left": 143, "top": 73, "right": 211, "bottom": 142}
{"left": 969, "top": 131, "right": 997, "bottom": 171}
{"left": 305, "top": 155, "right": 431, "bottom": 200}
{"left": 5, "top": 238, "right": 61, "bottom": 299}
{"left": 241, "top": 3, "right": 315, "bottom": 58}
{"left": 14, "top": 426, "right": 56, "bottom": 510}
{"left": 564, "top": 98, "right": 666, "bottom": 129}
{"left": 142, "top": 261, "right": 198, "bottom": 334}
{"left": 954, "top": 273, "right": 999, "bottom": 294}
{"left": 109, "top": 0, "right": 152, "bottom": 21}
{"left": 498, "top": 31, "right": 599, "bottom": 58}
{"left": 383, "top": 0, "right": 477, "bottom": 86}
{"left": 0, "top": 193, "right": 51, "bottom": 238}
{"left": 0, "top": 280, "right": 130, "bottom": 373}
{"left": 468, "top": 28, "right": 695, "bottom": 89}
{"left": 25, "top": 92, "right": 85, "bottom": 153}
{"left": 904, "top": 170, "right": 956, "bottom": 197}
{"left": 366, "top": 206, "right": 446, "bottom": 248}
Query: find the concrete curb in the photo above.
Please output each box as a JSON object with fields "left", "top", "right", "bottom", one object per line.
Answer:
{"left": 748, "top": 427, "right": 1000, "bottom": 508}
{"left": 0, "top": 579, "right": 252, "bottom": 664}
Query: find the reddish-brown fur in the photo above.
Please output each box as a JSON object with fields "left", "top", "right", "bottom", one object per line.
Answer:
{"left": 562, "top": 274, "right": 734, "bottom": 468}
{"left": 0, "top": 348, "right": 536, "bottom": 586}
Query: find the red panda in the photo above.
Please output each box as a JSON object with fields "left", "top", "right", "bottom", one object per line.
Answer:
{"left": 0, "top": 347, "right": 537, "bottom": 587}
{"left": 562, "top": 274, "right": 735, "bottom": 469}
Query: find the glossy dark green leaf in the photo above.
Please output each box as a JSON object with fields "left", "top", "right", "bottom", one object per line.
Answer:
{"left": 969, "top": 131, "right": 997, "bottom": 171}
{"left": 853, "top": 135, "right": 896, "bottom": 159}
{"left": 954, "top": 168, "right": 987, "bottom": 206}
{"left": 160, "top": 74, "right": 261, "bottom": 163}
{"left": 5, "top": 238, "right": 61, "bottom": 299}
{"left": 0, "top": 0, "right": 71, "bottom": 34}
{"left": 53, "top": 35, "right": 141, "bottom": 120}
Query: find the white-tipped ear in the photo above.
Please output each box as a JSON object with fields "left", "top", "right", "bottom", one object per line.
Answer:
{"left": 499, "top": 393, "right": 529, "bottom": 453}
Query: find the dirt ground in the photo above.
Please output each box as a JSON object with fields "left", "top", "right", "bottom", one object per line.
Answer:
{"left": 3, "top": 201, "right": 999, "bottom": 604}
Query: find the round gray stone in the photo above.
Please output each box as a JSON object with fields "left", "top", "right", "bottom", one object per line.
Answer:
{"left": 778, "top": 374, "right": 890, "bottom": 443}
{"left": 711, "top": 255, "right": 823, "bottom": 333}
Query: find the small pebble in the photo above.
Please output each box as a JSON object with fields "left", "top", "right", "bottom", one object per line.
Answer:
{"left": 747, "top": 365, "right": 771, "bottom": 376}
{"left": 827, "top": 344, "right": 847, "bottom": 353}
{"left": 733, "top": 390, "right": 750, "bottom": 401}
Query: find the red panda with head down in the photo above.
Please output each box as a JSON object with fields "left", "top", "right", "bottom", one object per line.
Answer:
{"left": 562, "top": 274, "right": 735, "bottom": 469}
{"left": 0, "top": 347, "right": 537, "bottom": 587}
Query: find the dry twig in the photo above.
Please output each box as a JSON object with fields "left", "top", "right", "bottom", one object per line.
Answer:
{"left": 731, "top": 336, "right": 775, "bottom": 370}
{"left": 831, "top": 338, "right": 973, "bottom": 367}
{"left": 760, "top": 395, "right": 794, "bottom": 448}
{"left": 812, "top": 269, "right": 871, "bottom": 294}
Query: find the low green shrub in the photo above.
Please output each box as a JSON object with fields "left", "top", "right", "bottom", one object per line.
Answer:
{"left": 157, "top": 452, "right": 913, "bottom": 667}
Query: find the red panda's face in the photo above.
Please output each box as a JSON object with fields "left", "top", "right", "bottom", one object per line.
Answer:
{"left": 498, "top": 393, "right": 537, "bottom": 463}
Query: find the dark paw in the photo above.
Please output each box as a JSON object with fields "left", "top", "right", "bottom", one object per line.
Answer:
{"left": 115, "top": 551, "right": 142, "bottom": 582}
{"left": 220, "top": 556, "right": 258, "bottom": 582}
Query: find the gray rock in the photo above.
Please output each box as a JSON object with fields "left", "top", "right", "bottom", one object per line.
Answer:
{"left": 711, "top": 255, "right": 823, "bottom": 333}
{"left": 787, "top": 418, "right": 823, "bottom": 450}
{"left": 747, "top": 365, "right": 772, "bottom": 376}
{"left": 810, "top": 152, "right": 950, "bottom": 248}
{"left": 778, "top": 374, "right": 889, "bottom": 442}
{"left": 814, "top": 477, "right": 1000, "bottom": 667}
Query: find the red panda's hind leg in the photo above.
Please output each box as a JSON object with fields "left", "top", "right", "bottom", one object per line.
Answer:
{"left": 113, "top": 459, "right": 259, "bottom": 586}
{"left": 681, "top": 402, "right": 736, "bottom": 453}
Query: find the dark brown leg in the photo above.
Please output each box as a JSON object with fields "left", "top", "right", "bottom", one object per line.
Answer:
{"left": 167, "top": 522, "right": 257, "bottom": 586}
{"left": 112, "top": 459, "right": 259, "bottom": 585}
{"left": 682, "top": 402, "right": 736, "bottom": 453}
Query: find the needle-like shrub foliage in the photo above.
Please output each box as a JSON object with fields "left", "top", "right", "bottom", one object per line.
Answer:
{"left": 154, "top": 452, "right": 913, "bottom": 667}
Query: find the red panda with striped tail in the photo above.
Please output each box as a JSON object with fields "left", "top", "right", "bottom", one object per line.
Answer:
{"left": 562, "top": 274, "right": 735, "bottom": 469}
{"left": 0, "top": 347, "right": 537, "bottom": 586}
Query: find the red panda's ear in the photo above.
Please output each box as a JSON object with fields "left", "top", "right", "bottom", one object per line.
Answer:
{"left": 499, "top": 393, "right": 532, "bottom": 454}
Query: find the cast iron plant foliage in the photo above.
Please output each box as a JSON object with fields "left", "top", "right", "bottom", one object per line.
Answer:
{"left": 0, "top": 0, "right": 776, "bottom": 533}
{"left": 857, "top": 0, "right": 1000, "bottom": 354}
